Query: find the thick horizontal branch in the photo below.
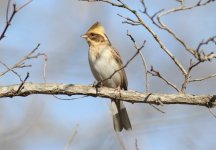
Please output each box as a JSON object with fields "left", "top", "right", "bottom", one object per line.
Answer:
{"left": 0, "top": 83, "right": 215, "bottom": 107}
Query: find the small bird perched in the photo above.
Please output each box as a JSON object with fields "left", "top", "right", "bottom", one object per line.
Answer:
{"left": 81, "top": 22, "right": 132, "bottom": 132}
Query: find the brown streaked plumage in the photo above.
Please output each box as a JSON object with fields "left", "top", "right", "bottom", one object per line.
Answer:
{"left": 82, "top": 22, "right": 132, "bottom": 132}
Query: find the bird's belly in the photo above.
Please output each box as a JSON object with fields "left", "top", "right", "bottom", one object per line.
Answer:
{"left": 89, "top": 50, "right": 121, "bottom": 88}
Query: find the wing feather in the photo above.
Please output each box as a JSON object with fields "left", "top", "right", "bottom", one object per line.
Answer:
{"left": 111, "top": 47, "right": 128, "bottom": 90}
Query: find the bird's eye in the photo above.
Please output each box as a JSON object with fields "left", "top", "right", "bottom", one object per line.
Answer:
{"left": 90, "top": 33, "right": 95, "bottom": 37}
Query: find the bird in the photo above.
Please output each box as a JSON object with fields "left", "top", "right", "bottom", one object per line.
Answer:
{"left": 81, "top": 22, "right": 132, "bottom": 132}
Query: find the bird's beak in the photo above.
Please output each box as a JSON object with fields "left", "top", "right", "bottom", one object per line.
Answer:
{"left": 81, "top": 34, "right": 87, "bottom": 38}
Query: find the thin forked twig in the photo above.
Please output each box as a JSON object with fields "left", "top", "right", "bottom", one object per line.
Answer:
{"left": 118, "top": 14, "right": 141, "bottom": 26}
{"left": 140, "top": 0, "right": 164, "bottom": 28}
{"left": 156, "top": 0, "right": 216, "bottom": 61}
{"left": 0, "top": 60, "right": 22, "bottom": 81}
{"left": 0, "top": 44, "right": 40, "bottom": 77}
{"left": 196, "top": 36, "right": 216, "bottom": 52}
{"left": 181, "top": 59, "right": 201, "bottom": 93}
{"left": 0, "top": 0, "right": 32, "bottom": 40}
{"left": 126, "top": 31, "right": 149, "bottom": 93}
{"left": 148, "top": 66, "right": 180, "bottom": 92}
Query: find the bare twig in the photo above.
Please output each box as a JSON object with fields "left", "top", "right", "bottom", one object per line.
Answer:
{"left": 16, "top": 72, "right": 30, "bottom": 93}
{"left": 25, "top": 52, "right": 48, "bottom": 83}
{"left": 6, "top": 0, "right": 12, "bottom": 22}
{"left": 0, "top": 60, "right": 22, "bottom": 81}
{"left": 196, "top": 36, "right": 216, "bottom": 52}
{"left": 139, "top": 51, "right": 149, "bottom": 92}
{"left": 126, "top": 31, "right": 149, "bottom": 92}
{"left": 118, "top": 14, "right": 141, "bottom": 26}
{"left": 64, "top": 124, "right": 79, "bottom": 150}
{"left": 0, "top": 0, "right": 32, "bottom": 40}
{"left": 181, "top": 60, "right": 202, "bottom": 93}
{"left": 149, "top": 104, "right": 165, "bottom": 113}
{"left": 43, "top": 54, "right": 48, "bottom": 83}
{"left": 16, "top": 0, "right": 33, "bottom": 12}
{"left": 208, "top": 108, "right": 216, "bottom": 118}
{"left": 80, "top": 0, "right": 124, "bottom": 7}
{"left": 0, "top": 44, "right": 40, "bottom": 77}
{"left": 148, "top": 66, "right": 180, "bottom": 92}
{"left": 140, "top": 0, "right": 164, "bottom": 28}
{"left": 135, "top": 138, "right": 139, "bottom": 150}
{"left": 189, "top": 73, "right": 216, "bottom": 82}
{"left": 0, "top": 4, "right": 16, "bottom": 40}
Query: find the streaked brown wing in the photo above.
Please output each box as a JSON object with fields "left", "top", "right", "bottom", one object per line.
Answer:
{"left": 111, "top": 47, "right": 128, "bottom": 90}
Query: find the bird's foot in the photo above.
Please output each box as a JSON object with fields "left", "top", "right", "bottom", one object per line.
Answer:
{"left": 114, "top": 86, "right": 121, "bottom": 99}
{"left": 92, "top": 81, "right": 102, "bottom": 94}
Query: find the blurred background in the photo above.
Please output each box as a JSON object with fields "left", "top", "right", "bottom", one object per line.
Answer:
{"left": 0, "top": 0, "right": 216, "bottom": 149}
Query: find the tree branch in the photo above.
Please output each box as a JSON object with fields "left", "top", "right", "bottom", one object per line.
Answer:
{"left": 0, "top": 83, "right": 215, "bottom": 107}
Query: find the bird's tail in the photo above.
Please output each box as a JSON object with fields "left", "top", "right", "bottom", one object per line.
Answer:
{"left": 111, "top": 99, "right": 132, "bottom": 132}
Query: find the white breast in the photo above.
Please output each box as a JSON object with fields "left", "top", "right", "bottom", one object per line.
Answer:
{"left": 88, "top": 45, "right": 121, "bottom": 88}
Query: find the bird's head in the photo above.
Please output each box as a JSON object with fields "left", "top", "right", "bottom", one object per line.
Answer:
{"left": 81, "top": 22, "right": 110, "bottom": 46}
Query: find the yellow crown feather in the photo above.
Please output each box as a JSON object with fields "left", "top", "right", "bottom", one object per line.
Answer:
{"left": 87, "top": 22, "right": 106, "bottom": 35}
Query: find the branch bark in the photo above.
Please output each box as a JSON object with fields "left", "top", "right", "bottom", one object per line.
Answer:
{"left": 0, "top": 83, "right": 215, "bottom": 107}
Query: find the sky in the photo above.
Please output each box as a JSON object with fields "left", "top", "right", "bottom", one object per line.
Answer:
{"left": 0, "top": 0, "right": 216, "bottom": 150}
